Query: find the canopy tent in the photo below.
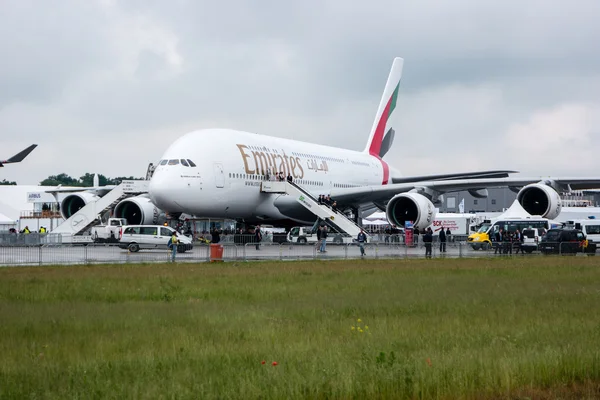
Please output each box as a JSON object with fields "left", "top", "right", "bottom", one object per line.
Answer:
{"left": 0, "top": 212, "right": 16, "bottom": 230}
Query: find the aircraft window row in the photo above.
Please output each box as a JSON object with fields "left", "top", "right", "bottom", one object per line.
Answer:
{"left": 228, "top": 172, "right": 323, "bottom": 187}
{"left": 351, "top": 161, "right": 370, "bottom": 167}
{"left": 229, "top": 173, "right": 267, "bottom": 180}
{"left": 333, "top": 183, "right": 357, "bottom": 188}
{"left": 297, "top": 180, "right": 323, "bottom": 187}
{"left": 249, "top": 145, "right": 278, "bottom": 154}
{"left": 158, "top": 159, "right": 197, "bottom": 167}
{"left": 291, "top": 152, "right": 343, "bottom": 163}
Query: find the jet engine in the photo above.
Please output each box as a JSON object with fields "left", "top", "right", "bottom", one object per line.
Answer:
{"left": 113, "top": 195, "right": 166, "bottom": 225}
{"left": 385, "top": 193, "right": 437, "bottom": 230}
{"left": 516, "top": 183, "right": 562, "bottom": 219}
{"left": 60, "top": 192, "right": 101, "bottom": 219}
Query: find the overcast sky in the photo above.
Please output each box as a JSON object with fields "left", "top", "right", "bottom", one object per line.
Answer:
{"left": 2, "top": 0, "right": 600, "bottom": 185}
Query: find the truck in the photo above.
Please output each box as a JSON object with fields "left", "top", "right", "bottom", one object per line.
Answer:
{"left": 89, "top": 218, "right": 128, "bottom": 243}
{"left": 424, "top": 213, "right": 483, "bottom": 236}
{"left": 287, "top": 226, "right": 356, "bottom": 244}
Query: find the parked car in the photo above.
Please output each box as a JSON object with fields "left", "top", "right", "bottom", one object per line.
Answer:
{"left": 521, "top": 228, "right": 544, "bottom": 253}
{"left": 539, "top": 228, "right": 596, "bottom": 255}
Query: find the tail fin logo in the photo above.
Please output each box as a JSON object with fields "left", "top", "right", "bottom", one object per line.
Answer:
{"left": 364, "top": 57, "right": 404, "bottom": 157}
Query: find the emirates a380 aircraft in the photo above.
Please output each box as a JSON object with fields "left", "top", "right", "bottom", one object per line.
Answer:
{"left": 58, "top": 58, "right": 600, "bottom": 230}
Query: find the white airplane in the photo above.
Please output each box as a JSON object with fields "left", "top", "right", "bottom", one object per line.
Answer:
{"left": 58, "top": 58, "right": 600, "bottom": 231}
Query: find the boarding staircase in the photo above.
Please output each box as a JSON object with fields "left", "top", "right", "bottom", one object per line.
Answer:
{"left": 261, "top": 181, "right": 365, "bottom": 239}
{"left": 51, "top": 180, "right": 149, "bottom": 237}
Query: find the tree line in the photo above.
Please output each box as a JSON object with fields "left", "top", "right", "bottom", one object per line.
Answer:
{"left": 1, "top": 173, "right": 144, "bottom": 186}
{"left": 39, "top": 173, "right": 144, "bottom": 187}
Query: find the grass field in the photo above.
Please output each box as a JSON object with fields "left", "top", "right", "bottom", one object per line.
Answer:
{"left": 1, "top": 257, "right": 600, "bottom": 399}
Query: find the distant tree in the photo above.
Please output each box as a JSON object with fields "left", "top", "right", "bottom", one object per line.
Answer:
{"left": 39, "top": 173, "right": 145, "bottom": 187}
{"left": 79, "top": 173, "right": 111, "bottom": 187}
{"left": 0, "top": 179, "right": 17, "bottom": 185}
{"left": 39, "top": 173, "right": 79, "bottom": 187}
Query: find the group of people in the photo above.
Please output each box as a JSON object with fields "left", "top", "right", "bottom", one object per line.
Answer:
{"left": 265, "top": 168, "right": 293, "bottom": 183}
{"left": 419, "top": 227, "right": 452, "bottom": 258}
{"left": 317, "top": 195, "right": 338, "bottom": 212}
{"left": 493, "top": 228, "right": 524, "bottom": 254}
{"left": 7, "top": 226, "right": 47, "bottom": 235}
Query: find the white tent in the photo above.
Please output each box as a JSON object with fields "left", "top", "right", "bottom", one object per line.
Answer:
{"left": 0, "top": 212, "right": 16, "bottom": 230}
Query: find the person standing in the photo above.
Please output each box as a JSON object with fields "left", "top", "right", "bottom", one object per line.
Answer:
{"left": 445, "top": 227, "right": 451, "bottom": 243}
{"left": 316, "top": 226, "right": 322, "bottom": 250}
{"left": 357, "top": 229, "right": 367, "bottom": 257}
{"left": 439, "top": 227, "right": 447, "bottom": 253}
{"left": 211, "top": 228, "right": 221, "bottom": 244}
{"left": 423, "top": 228, "right": 433, "bottom": 258}
{"left": 319, "top": 226, "right": 328, "bottom": 253}
{"left": 494, "top": 228, "right": 503, "bottom": 254}
{"left": 255, "top": 225, "right": 262, "bottom": 250}
{"left": 169, "top": 232, "right": 179, "bottom": 262}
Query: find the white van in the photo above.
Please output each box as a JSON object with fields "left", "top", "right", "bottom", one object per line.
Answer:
{"left": 119, "top": 225, "right": 193, "bottom": 253}
{"left": 564, "top": 219, "right": 600, "bottom": 244}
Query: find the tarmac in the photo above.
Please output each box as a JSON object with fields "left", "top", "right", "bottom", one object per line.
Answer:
{"left": 0, "top": 241, "right": 520, "bottom": 266}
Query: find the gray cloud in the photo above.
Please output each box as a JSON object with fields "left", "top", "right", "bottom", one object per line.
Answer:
{"left": 1, "top": 0, "right": 600, "bottom": 185}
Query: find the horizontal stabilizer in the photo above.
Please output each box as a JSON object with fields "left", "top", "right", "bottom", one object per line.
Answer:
{"left": 379, "top": 128, "right": 395, "bottom": 158}
{"left": 391, "top": 170, "right": 518, "bottom": 184}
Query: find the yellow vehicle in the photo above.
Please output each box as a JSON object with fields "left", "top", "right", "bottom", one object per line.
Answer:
{"left": 467, "top": 218, "right": 555, "bottom": 250}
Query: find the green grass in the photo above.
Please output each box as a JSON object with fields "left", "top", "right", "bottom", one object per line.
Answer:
{"left": 1, "top": 257, "right": 600, "bottom": 399}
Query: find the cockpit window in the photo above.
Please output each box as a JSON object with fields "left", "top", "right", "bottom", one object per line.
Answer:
{"left": 160, "top": 160, "right": 168, "bottom": 165}
{"left": 168, "top": 159, "right": 180, "bottom": 165}
{"left": 180, "top": 159, "right": 189, "bottom": 167}
{"left": 187, "top": 159, "right": 197, "bottom": 167}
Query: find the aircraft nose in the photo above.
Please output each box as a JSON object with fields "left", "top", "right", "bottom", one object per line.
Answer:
{"left": 149, "top": 171, "right": 175, "bottom": 210}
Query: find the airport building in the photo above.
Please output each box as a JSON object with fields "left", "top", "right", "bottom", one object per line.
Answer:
{"left": 439, "top": 189, "right": 599, "bottom": 213}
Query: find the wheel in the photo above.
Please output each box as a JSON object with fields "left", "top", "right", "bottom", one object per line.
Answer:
{"left": 128, "top": 243, "right": 140, "bottom": 252}
{"left": 178, "top": 245, "right": 186, "bottom": 253}
{"left": 525, "top": 248, "right": 533, "bottom": 254}
{"left": 471, "top": 244, "right": 481, "bottom": 250}
{"left": 482, "top": 242, "right": 491, "bottom": 250}
{"left": 334, "top": 235, "right": 343, "bottom": 244}
{"left": 298, "top": 237, "right": 307, "bottom": 244}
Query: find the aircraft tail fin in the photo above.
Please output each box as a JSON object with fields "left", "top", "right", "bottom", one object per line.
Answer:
{"left": 8, "top": 144, "right": 37, "bottom": 162}
{"left": 363, "top": 58, "right": 403, "bottom": 157}
{"left": 0, "top": 144, "right": 38, "bottom": 166}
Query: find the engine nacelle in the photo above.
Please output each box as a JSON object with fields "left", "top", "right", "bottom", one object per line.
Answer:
{"left": 60, "top": 192, "right": 100, "bottom": 219}
{"left": 468, "top": 188, "right": 488, "bottom": 199}
{"left": 385, "top": 193, "right": 437, "bottom": 230}
{"left": 516, "top": 183, "right": 562, "bottom": 219}
{"left": 113, "top": 195, "right": 166, "bottom": 225}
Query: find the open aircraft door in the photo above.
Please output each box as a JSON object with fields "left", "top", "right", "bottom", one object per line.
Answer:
{"left": 213, "top": 163, "right": 225, "bottom": 188}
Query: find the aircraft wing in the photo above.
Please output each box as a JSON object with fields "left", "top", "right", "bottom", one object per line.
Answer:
{"left": 391, "top": 170, "right": 517, "bottom": 184}
{"left": 331, "top": 176, "right": 600, "bottom": 206}
{"left": 44, "top": 186, "right": 117, "bottom": 196}
{"left": 0, "top": 144, "right": 37, "bottom": 167}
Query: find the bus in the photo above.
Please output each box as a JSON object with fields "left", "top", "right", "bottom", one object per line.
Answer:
{"left": 467, "top": 217, "right": 561, "bottom": 250}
